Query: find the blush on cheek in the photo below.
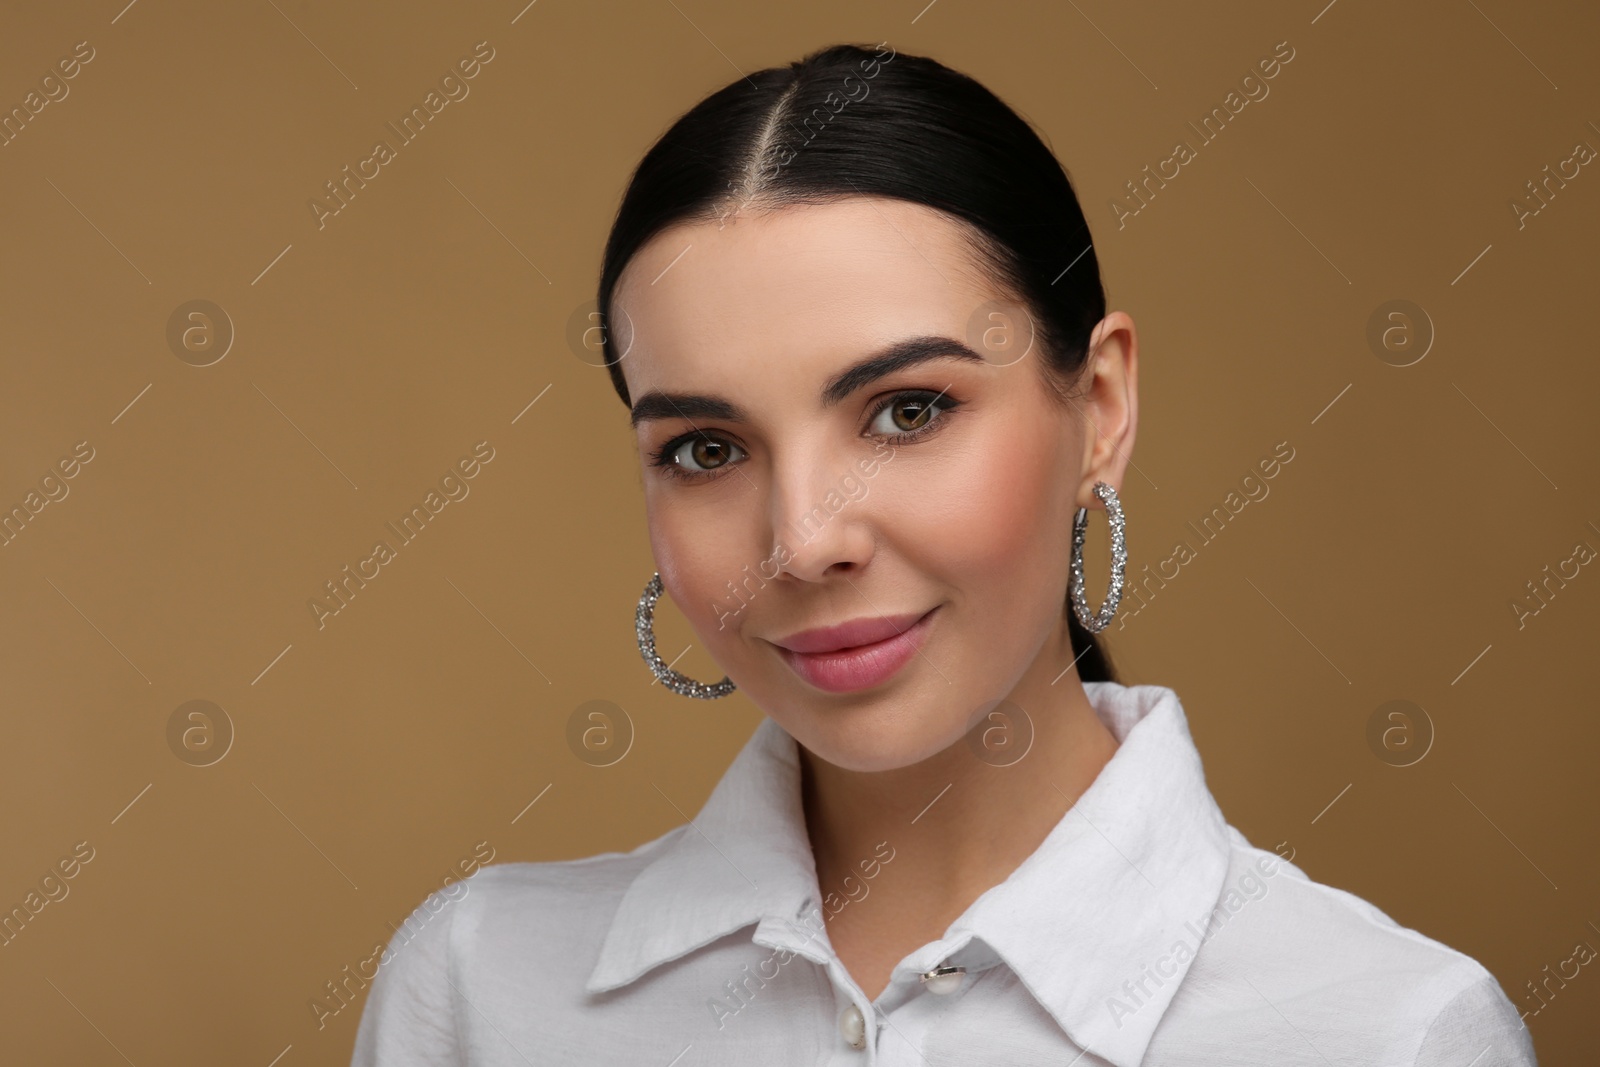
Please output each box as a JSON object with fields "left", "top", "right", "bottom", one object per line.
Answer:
{"left": 925, "top": 422, "right": 1065, "bottom": 575}
{"left": 649, "top": 508, "right": 763, "bottom": 646}
{"left": 885, "top": 416, "right": 1071, "bottom": 661}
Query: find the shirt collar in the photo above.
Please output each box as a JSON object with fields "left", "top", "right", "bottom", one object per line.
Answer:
{"left": 585, "top": 704, "right": 821, "bottom": 996}
{"left": 585, "top": 682, "right": 1233, "bottom": 1067}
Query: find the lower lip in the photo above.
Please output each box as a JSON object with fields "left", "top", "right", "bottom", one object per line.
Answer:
{"left": 776, "top": 607, "right": 938, "bottom": 694}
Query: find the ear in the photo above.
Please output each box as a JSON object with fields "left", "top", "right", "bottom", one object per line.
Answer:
{"left": 1073, "top": 312, "right": 1139, "bottom": 509}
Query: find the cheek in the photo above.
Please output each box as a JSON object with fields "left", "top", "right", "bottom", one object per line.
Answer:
{"left": 887, "top": 416, "right": 1071, "bottom": 589}
{"left": 646, "top": 491, "right": 766, "bottom": 636}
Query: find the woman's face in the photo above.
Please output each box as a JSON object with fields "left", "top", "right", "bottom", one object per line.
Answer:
{"left": 613, "top": 196, "right": 1134, "bottom": 772}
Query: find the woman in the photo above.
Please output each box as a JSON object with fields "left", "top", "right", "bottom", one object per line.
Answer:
{"left": 351, "top": 42, "right": 1536, "bottom": 1065}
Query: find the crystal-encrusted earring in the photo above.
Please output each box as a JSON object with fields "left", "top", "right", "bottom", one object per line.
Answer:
{"left": 636, "top": 572, "right": 736, "bottom": 699}
{"left": 1069, "top": 481, "right": 1127, "bottom": 633}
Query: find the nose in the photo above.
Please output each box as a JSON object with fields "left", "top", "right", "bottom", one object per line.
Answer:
{"left": 768, "top": 448, "right": 877, "bottom": 584}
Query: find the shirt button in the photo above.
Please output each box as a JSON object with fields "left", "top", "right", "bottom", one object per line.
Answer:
{"left": 839, "top": 1003, "right": 866, "bottom": 1049}
{"left": 919, "top": 963, "right": 966, "bottom": 995}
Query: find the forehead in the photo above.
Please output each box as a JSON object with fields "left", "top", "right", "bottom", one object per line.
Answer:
{"left": 613, "top": 197, "right": 1000, "bottom": 401}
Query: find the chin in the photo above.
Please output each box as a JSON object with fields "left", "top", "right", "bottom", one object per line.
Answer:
{"left": 775, "top": 691, "right": 968, "bottom": 773}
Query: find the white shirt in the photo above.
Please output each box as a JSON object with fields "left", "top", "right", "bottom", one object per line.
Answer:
{"left": 349, "top": 681, "right": 1539, "bottom": 1066}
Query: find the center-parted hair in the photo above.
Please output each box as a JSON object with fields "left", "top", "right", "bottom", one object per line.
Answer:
{"left": 597, "top": 42, "right": 1118, "bottom": 683}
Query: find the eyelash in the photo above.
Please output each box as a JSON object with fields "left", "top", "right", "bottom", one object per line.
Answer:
{"left": 649, "top": 388, "right": 963, "bottom": 483}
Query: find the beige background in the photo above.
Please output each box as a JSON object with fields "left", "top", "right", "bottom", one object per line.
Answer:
{"left": 2, "top": 0, "right": 1597, "bottom": 1062}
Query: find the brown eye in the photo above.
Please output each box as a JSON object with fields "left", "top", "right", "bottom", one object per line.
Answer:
{"left": 662, "top": 433, "right": 744, "bottom": 474}
{"left": 867, "top": 391, "right": 954, "bottom": 437}
{"left": 688, "top": 437, "right": 733, "bottom": 469}
{"left": 895, "top": 398, "right": 932, "bottom": 430}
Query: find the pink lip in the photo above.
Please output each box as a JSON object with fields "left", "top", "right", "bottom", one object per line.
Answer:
{"left": 772, "top": 607, "right": 939, "bottom": 693}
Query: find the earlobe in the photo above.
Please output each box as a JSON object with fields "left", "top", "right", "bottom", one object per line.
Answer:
{"left": 1077, "top": 478, "right": 1118, "bottom": 511}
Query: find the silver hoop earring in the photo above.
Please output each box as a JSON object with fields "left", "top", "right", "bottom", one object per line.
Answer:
{"left": 1069, "top": 481, "right": 1127, "bottom": 633}
{"left": 636, "top": 572, "right": 737, "bottom": 700}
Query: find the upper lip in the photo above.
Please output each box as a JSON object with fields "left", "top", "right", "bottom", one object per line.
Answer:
{"left": 771, "top": 609, "right": 932, "bottom": 655}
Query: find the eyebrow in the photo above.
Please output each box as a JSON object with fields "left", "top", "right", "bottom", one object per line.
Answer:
{"left": 628, "top": 335, "right": 985, "bottom": 429}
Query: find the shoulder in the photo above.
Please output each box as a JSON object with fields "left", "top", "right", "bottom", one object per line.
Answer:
{"left": 469, "top": 825, "right": 684, "bottom": 906}
{"left": 349, "top": 826, "right": 686, "bottom": 1066}
{"left": 450, "top": 826, "right": 683, "bottom": 954}
{"left": 1160, "top": 828, "right": 1537, "bottom": 1065}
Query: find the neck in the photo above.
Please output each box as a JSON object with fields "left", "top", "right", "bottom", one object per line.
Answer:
{"left": 797, "top": 618, "right": 1120, "bottom": 941}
